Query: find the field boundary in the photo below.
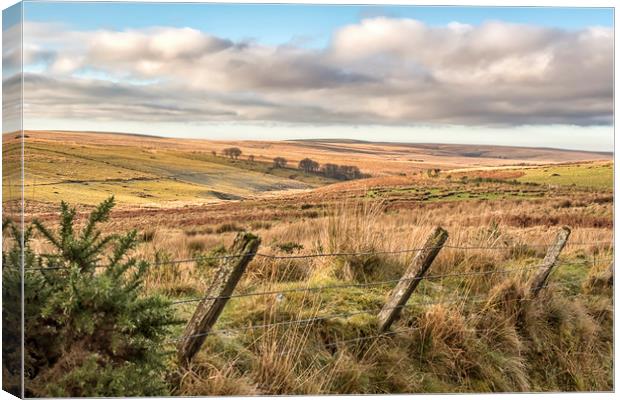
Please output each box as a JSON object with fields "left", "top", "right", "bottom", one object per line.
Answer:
{"left": 22, "top": 228, "right": 614, "bottom": 364}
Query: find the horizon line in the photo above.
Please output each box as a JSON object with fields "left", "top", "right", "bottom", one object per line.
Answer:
{"left": 8, "top": 129, "right": 615, "bottom": 156}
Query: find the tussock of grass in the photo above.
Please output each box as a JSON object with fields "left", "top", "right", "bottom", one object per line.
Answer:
{"left": 170, "top": 201, "right": 612, "bottom": 394}
{"left": 175, "top": 275, "right": 612, "bottom": 395}
{"left": 19, "top": 190, "right": 612, "bottom": 395}
{"left": 159, "top": 199, "right": 613, "bottom": 394}
{"left": 215, "top": 222, "right": 245, "bottom": 234}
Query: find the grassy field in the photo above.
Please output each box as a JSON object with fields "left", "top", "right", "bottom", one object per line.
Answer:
{"left": 9, "top": 136, "right": 330, "bottom": 205}
{"left": 3, "top": 131, "right": 614, "bottom": 395}
{"left": 3, "top": 131, "right": 613, "bottom": 207}
{"left": 516, "top": 162, "right": 613, "bottom": 189}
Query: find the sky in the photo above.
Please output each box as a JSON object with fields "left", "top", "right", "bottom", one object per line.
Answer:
{"left": 2, "top": 2, "right": 615, "bottom": 151}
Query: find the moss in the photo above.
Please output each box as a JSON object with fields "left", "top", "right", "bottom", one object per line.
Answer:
{"left": 179, "top": 251, "right": 611, "bottom": 394}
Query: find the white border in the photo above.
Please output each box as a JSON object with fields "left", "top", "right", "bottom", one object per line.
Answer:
{"left": 0, "top": 1, "right": 616, "bottom": 400}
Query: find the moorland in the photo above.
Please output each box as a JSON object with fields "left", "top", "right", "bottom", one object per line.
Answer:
{"left": 1, "top": 130, "right": 614, "bottom": 395}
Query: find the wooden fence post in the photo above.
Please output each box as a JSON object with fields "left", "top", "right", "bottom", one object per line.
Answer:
{"left": 529, "top": 226, "right": 571, "bottom": 297}
{"left": 377, "top": 226, "right": 448, "bottom": 332}
{"left": 177, "top": 232, "right": 261, "bottom": 365}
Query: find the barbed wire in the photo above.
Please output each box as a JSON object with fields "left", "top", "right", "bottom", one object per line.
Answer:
{"left": 167, "top": 293, "right": 488, "bottom": 343}
{"left": 269, "top": 291, "right": 599, "bottom": 356}
{"left": 170, "top": 262, "right": 573, "bottom": 306}
{"left": 170, "top": 285, "right": 601, "bottom": 345}
{"left": 23, "top": 240, "right": 614, "bottom": 272}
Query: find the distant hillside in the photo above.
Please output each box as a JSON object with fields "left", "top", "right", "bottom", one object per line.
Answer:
{"left": 4, "top": 130, "right": 612, "bottom": 206}
{"left": 289, "top": 139, "right": 612, "bottom": 162}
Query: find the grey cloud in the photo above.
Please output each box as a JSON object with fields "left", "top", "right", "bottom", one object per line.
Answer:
{"left": 225, "top": 53, "right": 376, "bottom": 90}
{"left": 2, "top": 73, "right": 22, "bottom": 131}
{"left": 17, "top": 18, "right": 614, "bottom": 128}
{"left": 21, "top": 74, "right": 240, "bottom": 122}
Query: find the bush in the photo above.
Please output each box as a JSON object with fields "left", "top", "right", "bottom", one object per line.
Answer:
{"left": 2, "top": 197, "right": 178, "bottom": 397}
{"left": 273, "top": 157, "right": 287, "bottom": 168}
{"left": 2, "top": 220, "right": 38, "bottom": 396}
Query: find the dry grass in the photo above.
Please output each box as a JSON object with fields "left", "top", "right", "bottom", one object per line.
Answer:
{"left": 12, "top": 150, "right": 613, "bottom": 395}
{"left": 141, "top": 198, "right": 612, "bottom": 395}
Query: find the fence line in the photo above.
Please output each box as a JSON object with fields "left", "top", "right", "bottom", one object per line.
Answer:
{"left": 14, "top": 222, "right": 613, "bottom": 364}
{"left": 170, "top": 284, "right": 578, "bottom": 345}
{"left": 174, "top": 226, "right": 614, "bottom": 362}
{"left": 23, "top": 240, "right": 614, "bottom": 272}
{"left": 168, "top": 293, "right": 489, "bottom": 343}
{"left": 270, "top": 290, "right": 588, "bottom": 356}
{"left": 169, "top": 254, "right": 611, "bottom": 307}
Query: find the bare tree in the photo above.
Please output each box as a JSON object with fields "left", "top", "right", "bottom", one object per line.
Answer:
{"left": 223, "top": 147, "right": 242, "bottom": 160}
{"left": 320, "top": 163, "right": 339, "bottom": 178}
{"left": 299, "top": 158, "right": 319, "bottom": 173}
{"left": 273, "top": 157, "right": 288, "bottom": 168}
{"left": 321, "top": 163, "right": 363, "bottom": 180}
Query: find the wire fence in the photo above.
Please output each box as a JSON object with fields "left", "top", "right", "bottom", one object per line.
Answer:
{"left": 171, "top": 256, "right": 613, "bottom": 307}
{"left": 22, "top": 240, "right": 614, "bottom": 272}
{"left": 168, "top": 263, "right": 572, "bottom": 306}
{"left": 15, "top": 226, "right": 614, "bottom": 362}
{"left": 167, "top": 294, "right": 486, "bottom": 343}
{"left": 167, "top": 285, "right": 591, "bottom": 346}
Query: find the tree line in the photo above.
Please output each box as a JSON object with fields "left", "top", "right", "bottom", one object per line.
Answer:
{"left": 294, "top": 157, "right": 367, "bottom": 181}
{"left": 214, "top": 148, "right": 367, "bottom": 181}
{"left": 275, "top": 156, "right": 366, "bottom": 181}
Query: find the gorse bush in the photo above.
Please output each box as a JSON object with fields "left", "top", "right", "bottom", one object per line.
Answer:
{"left": 2, "top": 197, "right": 178, "bottom": 397}
{"left": 2, "top": 220, "right": 37, "bottom": 396}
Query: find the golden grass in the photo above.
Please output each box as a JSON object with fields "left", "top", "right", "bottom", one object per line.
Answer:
{"left": 6, "top": 131, "right": 614, "bottom": 395}
{"left": 12, "top": 191, "right": 613, "bottom": 394}
{"left": 6, "top": 130, "right": 612, "bottom": 205}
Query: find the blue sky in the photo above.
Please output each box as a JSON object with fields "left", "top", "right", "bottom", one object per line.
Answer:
{"left": 3, "top": 2, "right": 614, "bottom": 151}
{"left": 22, "top": 3, "right": 614, "bottom": 46}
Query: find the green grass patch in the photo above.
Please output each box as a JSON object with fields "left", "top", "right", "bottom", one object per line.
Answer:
{"left": 13, "top": 141, "right": 323, "bottom": 205}
{"left": 516, "top": 162, "right": 612, "bottom": 189}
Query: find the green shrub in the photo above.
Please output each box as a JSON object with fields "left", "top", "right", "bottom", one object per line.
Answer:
{"left": 2, "top": 197, "right": 178, "bottom": 397}
{"left": 2, "top": 220, "right": 41, "bottom": 396}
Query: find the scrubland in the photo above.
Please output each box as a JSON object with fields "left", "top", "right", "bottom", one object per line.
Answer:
{"left": 2, "top": 131, "right": 614, "bottom": 395}
{"left": 16, "top": 186, "right": 614, "bottom": 394}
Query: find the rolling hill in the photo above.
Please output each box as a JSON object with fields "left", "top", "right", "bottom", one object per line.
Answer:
{"left": 3, "top": 130, "right": 612, "bottom": 207}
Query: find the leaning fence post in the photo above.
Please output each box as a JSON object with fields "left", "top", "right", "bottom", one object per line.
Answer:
{"left": 177, "top": 232, "right": 261, "bottom": 365}
{"left": 377, "top": 226, "right": 449, "bottom": 332}
{"left": 529, "top": 226, "right": 571, "bottom": 297}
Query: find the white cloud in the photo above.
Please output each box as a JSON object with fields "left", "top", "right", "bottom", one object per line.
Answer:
{"left": 15, "top": 18, "right": 614, "bottom": 128}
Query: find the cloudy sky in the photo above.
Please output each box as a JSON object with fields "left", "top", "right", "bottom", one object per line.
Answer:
{"left": 3, "top": 3, "right": 614, "bottom": 150}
